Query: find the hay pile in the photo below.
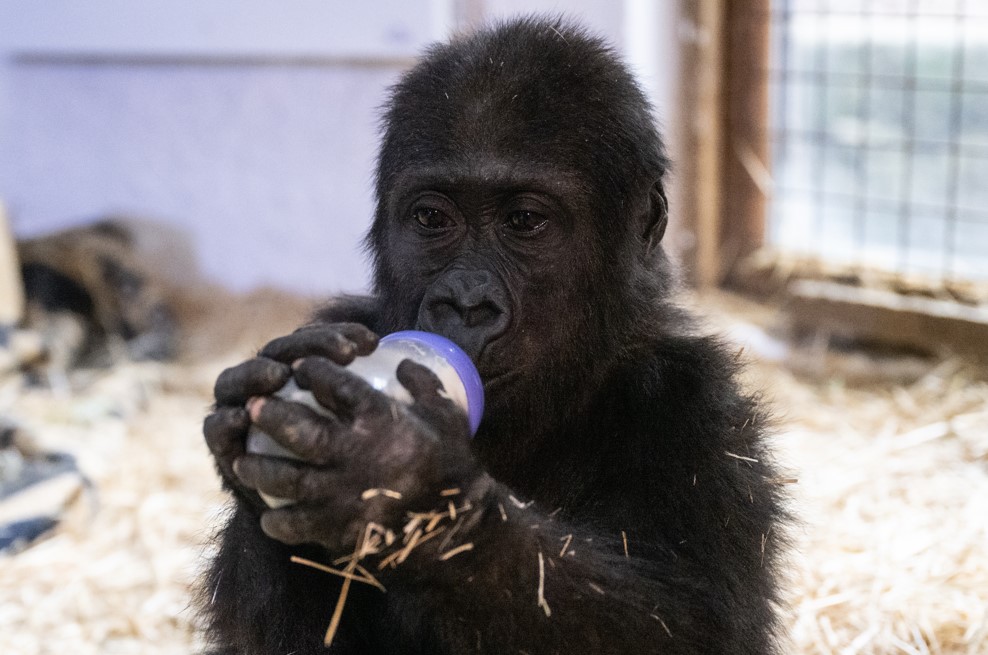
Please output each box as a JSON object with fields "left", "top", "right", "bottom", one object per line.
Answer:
{"left": 0, "top": 360, "right": 221, "bottom": 654}
{"left": 768, "top": 358, "right": 988, "bottom": 653}
{"left": 0, "top": 288, "right": 313, "bottom": 655}
{"left": 1, "top": 289, "right": 985, "bottom": 654}
{"left": 705, "top": 290, "right": 988, "bottom": 654}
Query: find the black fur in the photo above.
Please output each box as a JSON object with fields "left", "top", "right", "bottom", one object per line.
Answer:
{"left": 200, "top": 17, "right": 788, "bottom": 654}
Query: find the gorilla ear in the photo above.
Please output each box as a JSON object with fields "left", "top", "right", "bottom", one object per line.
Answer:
{"left": 642, "top": 181, "right": 669, "bottom": 253}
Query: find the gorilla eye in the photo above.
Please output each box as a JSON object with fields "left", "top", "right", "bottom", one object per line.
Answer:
{"left": 412, "top": 207, "right": 453, "bottom": 230}
{"left": 505, "top": 210, "right": 547, "bottom": 233}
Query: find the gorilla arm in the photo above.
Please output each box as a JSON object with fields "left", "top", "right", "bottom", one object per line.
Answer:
{"left": 206, "top": 325, "right": 771, "bottom": 655}
{"left": 370, "top": 486, "right": 717, "bottom": 655}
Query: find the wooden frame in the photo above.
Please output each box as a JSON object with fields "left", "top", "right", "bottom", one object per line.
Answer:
{"left": 0, "top": 201, "right": 24, "bottom": 326}
{"left": 675, "top": 0, "right": 771, "bottom": 289}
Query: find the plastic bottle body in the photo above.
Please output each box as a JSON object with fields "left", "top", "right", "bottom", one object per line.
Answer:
{"left": 245, "top": 331, "right": 483, "bottom": 507}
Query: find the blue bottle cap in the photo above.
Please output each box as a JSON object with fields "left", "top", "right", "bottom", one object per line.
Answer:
{"left": 380, "top": 330, "right": 485, "bottom": 435}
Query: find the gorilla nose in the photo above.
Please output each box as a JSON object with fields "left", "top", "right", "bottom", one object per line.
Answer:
{"left": 417, "top": 269, "right": 510, "bottom": 362}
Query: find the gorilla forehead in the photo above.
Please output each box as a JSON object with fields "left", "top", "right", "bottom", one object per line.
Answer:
{"left": 387, "top": 158, "right": 586, "bottom": 204}
{"left": 376, "top": 16, "right": 669, "bottom": 205}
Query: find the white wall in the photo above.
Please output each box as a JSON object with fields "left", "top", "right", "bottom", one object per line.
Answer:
{"left": 0, "top": 1, "right": 679, "bottom": 295}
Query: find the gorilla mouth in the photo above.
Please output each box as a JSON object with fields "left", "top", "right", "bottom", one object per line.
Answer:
{"left": 477, "top": 359, "right": 532, "bottom": 395}
{"left": 481, "top": 367, "right": 517, "bottom": 387}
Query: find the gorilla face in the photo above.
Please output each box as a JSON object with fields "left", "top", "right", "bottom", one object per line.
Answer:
{"left": 377, "top": 153, "right": 601, "bottom": 390}
{"left": 365, "top": 22, "right": 671, "bottom": 411}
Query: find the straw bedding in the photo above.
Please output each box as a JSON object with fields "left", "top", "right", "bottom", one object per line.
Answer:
{"left": 1, "top": 289, "right": 985, "bottom": 654}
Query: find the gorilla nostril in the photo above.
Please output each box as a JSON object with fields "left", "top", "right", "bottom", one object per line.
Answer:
{"left": 429, "top": 298, "right": 501, "bottom": 329}
{"left": 464, "top": 301, "right": 501, "bottom": 328}
{"left": 416, "top": 269, "right": 511, "bottom": 361}
{"left": 429, "top": 299, "right": 461, "bottom": 325}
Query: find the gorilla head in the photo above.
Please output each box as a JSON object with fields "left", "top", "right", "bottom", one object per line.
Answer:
{"left": 367, "top": 18, "right": 671, "bottom": 399}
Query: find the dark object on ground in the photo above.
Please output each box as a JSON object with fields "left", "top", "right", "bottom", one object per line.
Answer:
{"left": 0, "top": 422, "right": 85, "bottom": 554}
{"left": 18, "top": 219, "right": 178, "bottom": 372}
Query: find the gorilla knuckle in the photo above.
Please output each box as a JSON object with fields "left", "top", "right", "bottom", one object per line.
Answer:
{"left": 259, "top": 511, "right": 298, "bottom": 544}
{"left": 295, "top": 468, "right": 330, "bottom": 501}
{"left": 203, "top": 408, "right": 248, "bottom": 452}
{"left": 215, "top": 358, "right": 290, "bottom": 405}
{"left": 288, "top": 355, "right": 326, "bottom": 386}
{"left": 339, "top": 322, "right": 380, "bottom": 346}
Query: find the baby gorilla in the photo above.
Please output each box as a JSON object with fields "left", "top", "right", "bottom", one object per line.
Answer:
{"left": 201, "top": 16, "right": 788, "bottom": 655}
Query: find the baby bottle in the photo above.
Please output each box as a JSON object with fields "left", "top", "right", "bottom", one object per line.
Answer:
{"left": 246, "top": 330, "right": 484, "bottom": 507}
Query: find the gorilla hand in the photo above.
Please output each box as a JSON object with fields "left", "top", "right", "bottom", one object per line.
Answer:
{"left": 231, "top": 355, "right": 484, "bottom": 557}
{"left": 203, "top": 323, "right": 380, "bottom": 508}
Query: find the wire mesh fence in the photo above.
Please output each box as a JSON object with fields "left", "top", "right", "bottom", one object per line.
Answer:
{"left": 768, "top": 0, "right": 988, "bottom": 282}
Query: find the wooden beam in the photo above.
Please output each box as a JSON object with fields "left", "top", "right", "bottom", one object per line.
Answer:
{"left": 720, "top": 0, "right": 771, "bottom": 282}
{"left": 788, "top": 280, "right": 988, "bottom": 362}
{"left": 675, "top": 0, "right": 725, "bottom": 288}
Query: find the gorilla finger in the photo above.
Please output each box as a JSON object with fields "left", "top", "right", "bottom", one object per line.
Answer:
{"left": 203, "top": 408, "right": 268, "bottom": 506}
{"left": 395, "top": 359, "right": 468, "bottom": 433}
{"left": 247, "top": 396, "right": 344, "bottom": 463}
{"left": 214, "top": 358, "right": 291, "bottom": 406}
{"left": 395, "top": 358, "right": 446, "bottom": 403}
{"left": 204, "top": 407, "right": 251, "bottom": 460}
{"left": 260, "top": 324, "right": 380, "bottom": 364}
{"left": 233, "top": 454, "right": 343, "bottom": 502}
{"left": 293, "top": 357, "right": 388, "bottom": 418}
{"left": 412, "top": 401, "right": 471, "bottom": 443}
{"left": 337, "top": 323, "right": 380, "bottom": 354}
{"left": 260, "top": 503, "right": 361, "bottom": 548}
{"left": 294, "top": 322, "right": 380, "bottom": 354}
